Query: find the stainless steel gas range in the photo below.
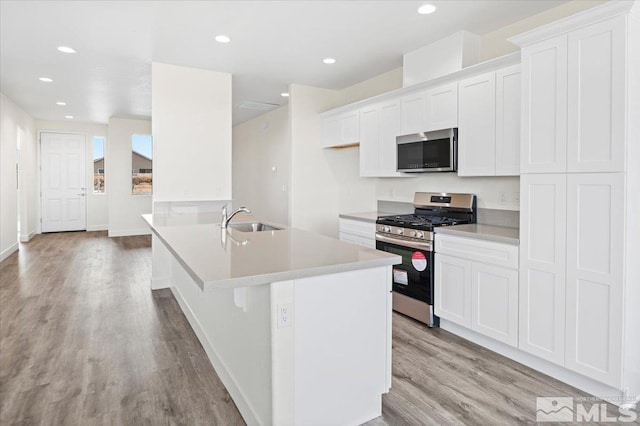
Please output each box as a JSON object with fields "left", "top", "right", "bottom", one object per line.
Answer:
{"left": 375, "top": 192, "right": 477, "bottom": 327}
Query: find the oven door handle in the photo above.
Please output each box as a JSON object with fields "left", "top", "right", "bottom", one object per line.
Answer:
{"left": 375, "top": 233, "right": 433, "bottom": 251}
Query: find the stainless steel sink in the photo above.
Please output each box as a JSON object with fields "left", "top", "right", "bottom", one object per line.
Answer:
{"left": 228, "top": 222, "right": 282, "bottom": 232}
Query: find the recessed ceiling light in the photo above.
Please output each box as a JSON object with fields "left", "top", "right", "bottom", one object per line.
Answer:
{"left": 281, "top": 92, "right": 290, "bottom": 97}
{"left": 65, "top": 115, "right": 74, "bottom": 119}
{"left": 418, "top": 4, "right": 437, "bottom": 14}
{"left": 215, "top": 35, "right": 231, "bottom": 43}
{"left": 56, "top": 101, "right": 67, "bottom": 106}
{"left": 323, "top": 58, "right": 336, "bottom": 64}
{"left": 39, "top": 77, "right": 53, "bottom": 82}
{"left": 57, "top": 46, "right": 76, "bottom": 53}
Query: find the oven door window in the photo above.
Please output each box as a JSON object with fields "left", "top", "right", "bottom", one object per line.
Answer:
{"left": 380, "top": 243, "right": 432, "bottom": 303}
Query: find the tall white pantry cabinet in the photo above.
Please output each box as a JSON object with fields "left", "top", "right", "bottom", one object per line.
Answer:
{"left": 511, "top": 0, "right": 640, "bottom": 403}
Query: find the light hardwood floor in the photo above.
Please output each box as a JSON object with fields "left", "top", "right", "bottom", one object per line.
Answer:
{"left": 1, "top": 232, "right": 636, "bottom": 425}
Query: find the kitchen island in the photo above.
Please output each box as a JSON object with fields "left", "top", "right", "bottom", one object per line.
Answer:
{"left": 143, "top": 213, "right": 400, "bottom": 426}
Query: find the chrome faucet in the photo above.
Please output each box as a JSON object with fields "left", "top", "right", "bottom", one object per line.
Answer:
{"left": 221, "top": 204, "right": 251, "bottom": 228}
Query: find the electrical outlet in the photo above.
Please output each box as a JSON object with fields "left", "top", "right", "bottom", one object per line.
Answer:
{"left": 498, "top": 191, "right": 508, "bottom": 205}
{"left": 513, "top": 192, "right": 520, "bottom": 206}
{"left": 277, "top": 303, "right": 292, "bottom": 328}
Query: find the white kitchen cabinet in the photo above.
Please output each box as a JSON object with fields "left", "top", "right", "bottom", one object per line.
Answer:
{"left": 359, "top": 104, "right": 380, "bottom": 177}
{"left": 339, "top": 218, "right": 376, "bottom": 249}
{"left": 400, "top": 91, "right": 427, "bottom": 135}
{"left": 565, "top": 173, "right": 624, "bottom": 387}
{"left": 520, "top": 34, "right": 568, "bottom": 174}
{"left": 495, "top": 65, "right": 521, "bottom": 176}
{"left": 322, "top": 110, "right": 360, "bottom": 148}
{"left": 567, "top": 17, "right": 626, "bottom": 173}
{"left": 436, "top": 234, "right": 520, "bottom": 347}
{"left": 425, "top": 83, "right": 458, "bottom": 131}
{"left": 358, "top": 100, "right": 406, "bottom": 178}
{"left": 471, "top": 262, "right": 519, "bottom": 347}
{"left": 435, "top": 253, "right": 472, "bottom": 328}
{"left": 458, "top": 71, "right": 497, "bottom": 176}
{"left": 518, "top": 174, "right": 567, "bottom": 365}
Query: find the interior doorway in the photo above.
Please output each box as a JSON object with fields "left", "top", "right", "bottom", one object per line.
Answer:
{"left": 40, "top": 132, "right": 87, "bottom": 232}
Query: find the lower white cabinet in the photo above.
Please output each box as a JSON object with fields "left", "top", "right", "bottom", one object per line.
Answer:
{"left": 435, "top": 235, "right": 519, "bottom": 346}
{"left": 339, "top": 218, "right": 376, "bottom": 249}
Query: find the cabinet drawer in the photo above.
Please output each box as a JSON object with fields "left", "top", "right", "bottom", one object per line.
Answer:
{"left": 339, "top": 232, "right": 375, "bottom": 249}
{"left": 339, "top": 218, "right": 376, "bottom": 239}
{"left": 435, "top": 234, "right": 518, "bottom": 269}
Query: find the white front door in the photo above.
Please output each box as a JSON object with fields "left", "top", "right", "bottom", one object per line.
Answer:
{"left": 41, "top": 132, "right": 87, "bottom": 232}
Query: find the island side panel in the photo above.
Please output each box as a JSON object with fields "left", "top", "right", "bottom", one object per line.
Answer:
{"left": 270, "top": 280, "right": 295, "bottom": 426}
{"left": 151, "top": 234, "right": 172, "bottom": 290}
{"left": 168, "top": 257, "right": 273, "bottom": 426}
{"left": 293, "top": 266, "right": 392, "bottom": 425}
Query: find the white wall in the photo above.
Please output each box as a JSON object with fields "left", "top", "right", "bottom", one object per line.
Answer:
{"left": 289, "top": 84, "right": 378, "bottom": 238}
{"left": 233, "top": 105, "right": 290, "bottom": 225}
{"left": 107, "top": 117, "right": 152, "bottom": 237}
{"left": 480, "top": 0, "right": 607, "bottom": 61}
{"left": 36, "top": 120, "right": 109, "bottom": 231}
{"left": 152, "top": 62, "right": 232, "bottom": 202}
{"left": 0, "top": 93, "right": 37, "bottom": 261}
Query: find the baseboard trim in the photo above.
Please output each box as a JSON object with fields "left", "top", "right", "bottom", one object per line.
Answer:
{"left": 440, "top": 319, "right": 625, "bottom": 407}
{"left": 0, "top": 243, "right": 19, "bottom": 263}
{"left": 151, "top": 277, "right": 170, "bottom": 290}
{"left": 170, "top": 285, "right": 262, "bottom": 426}
{"left": 108, "top": 228, "right": 151, "bottom": 237}
{"left": 19, "top": 230, "right": 37, "bottom": 243}
{"left": 87, "top": 225, "right": 108, "bottom": 232}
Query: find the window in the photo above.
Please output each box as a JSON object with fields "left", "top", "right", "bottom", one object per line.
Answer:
{"left": 93, "top": 137, "right": 105, "bottom": 193}
{"left": 132, "top": 134, "right": 152, "bottom": 195}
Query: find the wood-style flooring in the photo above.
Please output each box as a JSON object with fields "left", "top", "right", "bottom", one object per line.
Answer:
{"left": 1, "top": 232, "right": 636, "bottom": 425}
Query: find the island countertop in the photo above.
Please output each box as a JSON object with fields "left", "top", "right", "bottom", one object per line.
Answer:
{"left": 143, "top": 213, "right": 401, "bottom": 290}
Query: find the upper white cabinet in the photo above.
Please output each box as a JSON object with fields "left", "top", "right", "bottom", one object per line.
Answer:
{"left": 495, "top": 65, "right": 521, "bottom": 176}
{"left": 458, "top": 71, "right": 497, "bottom": 176}
{"left": 520, "top": 35, "right": 568, "bottom": 173}
{"left": 400, "top": 91, "right": 427, "bottom": 135}
{"left": 322, "top": 110, "right": 360, "bottom": 148}
{"left": 520, "top": 16, "right": 626, "bottom": 174}
{"left": 359, "top": 105, "right": 380, "bottom": 177}
{"left": 425, "top": 83, "right": 458, "bottom": 131}
{"left": 358, "top": 101, "right": 406, "bottom": 177}
{"left": 567, "top": 17, "right": 626, "bottom": 173}
{"left": 458, "top": 65, "right": 520, "bottom": 177}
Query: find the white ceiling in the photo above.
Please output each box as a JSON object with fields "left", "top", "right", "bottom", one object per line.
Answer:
{"left": 0, "top": 0, "right": 570, "bottom": 125}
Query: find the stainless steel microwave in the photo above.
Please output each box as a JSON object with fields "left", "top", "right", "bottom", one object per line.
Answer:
{"left": 397, "top": 128, "right": 457, "bottom": 173}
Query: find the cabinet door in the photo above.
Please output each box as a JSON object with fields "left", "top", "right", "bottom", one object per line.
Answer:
{"left": 458, "top": 71, "right": 497, "bottom": 176}
{"left": 521, "top": 35, "right": 568, "bottom": 173}
{"left": 565, "top": 173, "right": 623, "bottom": 387}
{"left": 425, "top": 83, "right": 458, "bottom": 131}
{"left": 341, "top": 110, "right": 360, "bottom": 145}
{"left": 495, "top": 65, "right": 521, "bottom": 176}
{"left": 471, "top": 263, "right": 519, "bottom": 347}
{"left": 567, "top": 16, "right": 626, "bottom": 173}
{"left": 322, "top": 116, "right": 341, "bottom": 148}
{"left": 518, "top": 174, "right": 567, "bottom": 365}
{"left": 435, "top": 254, "right": 472, "bottom": 327}
{"left": 359, "top": 105, "right": 380, "bottom": 177}
{"left": 401, "top": 91, "right": 427, "bottom": 135}
{"left": 379, "top": 100, "right": 405, "bottom": 177}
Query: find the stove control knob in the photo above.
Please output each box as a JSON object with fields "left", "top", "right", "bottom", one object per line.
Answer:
{"left": 410, "top": 230, "right": 417, "bottom": 238}
{"left": 397, "top": 228, "right": 404, "bottom": 235}
{"left": 383, "top": 226, "right": 391, "bottom": 233}
{"left": 416, "top": 231, "right": 424, "bottom": 239}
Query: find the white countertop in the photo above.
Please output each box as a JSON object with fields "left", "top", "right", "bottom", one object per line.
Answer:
{"left": 435, "top": 224, "right": 520, "bottom": 245}
{"left": 143, "top": 213, "right": 400, "bottom": 290}
{"left": 339, "top": 211, "right": 393, "bottom": 223}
